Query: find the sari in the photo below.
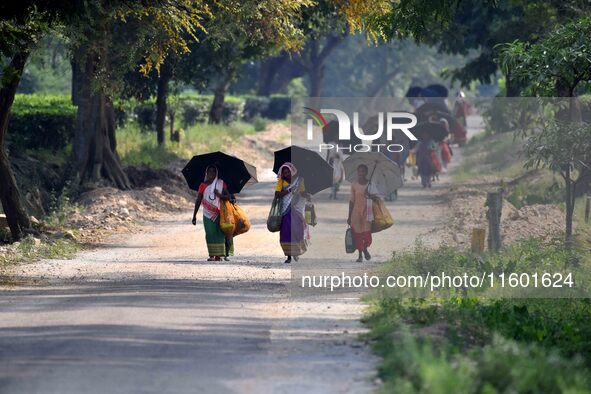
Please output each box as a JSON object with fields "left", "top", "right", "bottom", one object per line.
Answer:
{"left": 199, "top": 179, "right": 234, "bottom": 257}
{"left": 276, "top": 163, "right": 308, "bottom": 257}
{"left": 350, "top": 181, "right": 377, "bottom": 251}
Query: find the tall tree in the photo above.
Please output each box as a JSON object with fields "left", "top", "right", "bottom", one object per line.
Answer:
{"left": 0, "top": 8, "right": 59, "bottom": 240}
{"left": 499, "top": 17, "right": 591, "bottom": 244}
{"left": 65, "top": 1, "right": 207, "bottom": 188}
{"left": 176, "top": 0, "right": 309, "bottom": 123}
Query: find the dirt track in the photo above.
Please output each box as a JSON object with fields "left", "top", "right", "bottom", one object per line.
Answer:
{"left": 0, "top": 132, "right": 453, "bottom": 393}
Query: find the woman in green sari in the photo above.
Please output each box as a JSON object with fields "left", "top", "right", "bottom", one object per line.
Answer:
{"left": 191, "top": 165, "right": 234, "bottom": 261}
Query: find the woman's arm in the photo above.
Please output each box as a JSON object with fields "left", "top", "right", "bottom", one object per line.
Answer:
{"left": 275, "top": 190, "right": 289, "bottom": 198}
{"left": 192, "top": 193, "right": 203, "bottom": 225}
{"left": 347, "top": 185, "right": 354, "bottom": 225}
{"left": 215, "top": 187, "right": 233, "bottom": 201}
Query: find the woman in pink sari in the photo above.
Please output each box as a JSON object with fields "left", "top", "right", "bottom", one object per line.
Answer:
{"left": 347, "top": 164, "right": 378, "bottom": 262}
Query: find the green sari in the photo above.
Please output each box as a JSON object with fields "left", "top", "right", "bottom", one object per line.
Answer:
{"left": 204, "top": 215, "right": 234, "bottom": 257}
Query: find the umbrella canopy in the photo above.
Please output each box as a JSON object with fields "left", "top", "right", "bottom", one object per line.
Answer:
{"left": 405, "top": 86, "right": 423, "bottom": 97}
{"left": 182, "top": 151, "right": 257, "bottom": 194}
{"left": 425, "top": 84, "right": 449, "bottom": 98}
{"left": 411, "top": 121, "right": 449, "bottom": 142}
{"left": 416, "top": 101, "right": 451, "bottom": 120}
{"left": 343, "top": 152, "right": 403, "bottom": 195}
{"left": 273, "top": 146, "right": 333, "bottom": 195}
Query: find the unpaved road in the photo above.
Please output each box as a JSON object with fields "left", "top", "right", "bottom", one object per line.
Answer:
{"left": 0, "top": 166, "right": 449, "bottom": 393}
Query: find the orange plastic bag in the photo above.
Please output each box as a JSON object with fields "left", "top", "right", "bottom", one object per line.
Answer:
{"left": 219, "top": 200, "right": 236, "bottom": 237}
{"left": 232, "top": 202, "right": 251, "bottom": 236}
{"left": 371, "top": 198, "right": 394, "bottom": 233}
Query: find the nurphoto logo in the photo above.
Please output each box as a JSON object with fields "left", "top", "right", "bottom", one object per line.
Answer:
{"left": 303, "top": 107, "right": 418, "bottom": 153}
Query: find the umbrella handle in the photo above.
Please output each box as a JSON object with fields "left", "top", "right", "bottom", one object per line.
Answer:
{"left": 368, "top": 162, "right": 378, "bottom": 185}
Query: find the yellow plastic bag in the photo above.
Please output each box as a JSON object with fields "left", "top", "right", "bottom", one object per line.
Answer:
{"left": 371, "top": 198, "right": 394, "bottom": 233}
{"left": 219, "top": 200, "right": 236, "bottom": 237}
{"left": 232, "top": 202, "right": 251, "bottom": 236}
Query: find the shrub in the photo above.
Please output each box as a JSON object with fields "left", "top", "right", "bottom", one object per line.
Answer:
{"left": 264, "top": 95, "right": 291, "bottom": 119}
{"left": 133, "top": 103, "right": 156, "bottom": 132}
{"left": 9, "top": 94, "right": 76, "bottom": 150}
{"left": 243, "top": 97, "right": 270, "bottom": 121}
{"left": 243, "top": 95, "right": 290, "bottom": 120}
{"left": 252, "top": 116, "right": 268, "bottom": 132}
{"left": 179, "top": 98, "right": 210, "bottom": 127}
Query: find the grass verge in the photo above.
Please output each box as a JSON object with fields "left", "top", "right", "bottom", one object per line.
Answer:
{"left": 363, "top": 239, "right": 591, "bottom": 393}
{"left": 118, "top": 121, "right": 256, "bottom": 168}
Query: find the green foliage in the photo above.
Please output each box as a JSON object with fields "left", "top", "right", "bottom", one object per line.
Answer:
{"left": 243, "top": 96, "right": 291, "bottom": 120}
{"left": 365, "top": 240, "right": 591, "bottom": 393}
{"left": 523, "top": 121, "right": 591, "bottom": 177}
{"left": 252, "top": 116, "right": 268, "bottom": 132}
{"left": 118, "top": 120, "right": 255, "bottom": 169}
{"left": 287, "top": 78, "right": 308, "bottom": 97}
{"left": 18, "top": 35, "right": 71, "bottom": 94}
{"left": 45, "top": 188, "right": 79, "bottom": 227}
{"left": 9, "top": 94, "right": 76, "bottom": 150}
{"left": 507, "top": 178, "right": 563, "bottom": 209}
{"left": 499, "top": 17, "right": 591, "bottom": 96}
{"left": 452, "top": 131, "right": 525, "bottom": 181}
{"left": 0, "top": 236, "right": 80, "bottom": 267}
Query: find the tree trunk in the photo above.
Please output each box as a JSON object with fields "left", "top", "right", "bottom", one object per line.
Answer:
{"left": 155, "top": 60, "right": 172, "bottom": 146}
{"left": 308, "top": 40, "right": 323, "bottom": 97}
{"left": 505, "top": 68, "right": 520, "bottom": 97}
{"left": 256, "top": 55, "right": 287, "bottom": 96}
{"left": 209, "top": 78, "right": 231, "bottom": 124}
{"left": 0, "top": 50, "right": 33, "bottom": 241}
{"left": 565, "top": 172, "right": 575, "bottom": 249}
{"left": 70, "top": 49, "right": 130, "bottom": 190}
{"left": 307, "top": 35, "right": 343, "bottom": 97}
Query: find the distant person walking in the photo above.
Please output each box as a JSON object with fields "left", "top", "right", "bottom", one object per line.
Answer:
{"left": 327, "top": 145, "right": 345, "bottom": 199}
{"left": 416, "top": 140, "right": 439, "bottom": 188}
{"left": 275, "top": 163, "right": 310, "bottom": 264}
{"left": 347, "top": 164, "right": 378, "bottom": 262}
{"left": 191, "top": 165, "right": 234, "bottom": 261}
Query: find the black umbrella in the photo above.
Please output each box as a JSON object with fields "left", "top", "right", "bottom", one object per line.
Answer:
{"left": 182, "top": 151, "right": 257, "bottom": 194}
{"left": 416, "top": 110, "right": 461, "bottom": 130}
{"left": 411, "top": 121, "right": 449, "bottom": 142}
{"left": 273, "top": 146, "right": 333, "bottom": 195}
{"left": 425, "top": 84, "right": 449, "bottom": 98}
{"left": 416, "top": 101, "right": 451, "bottom": 121}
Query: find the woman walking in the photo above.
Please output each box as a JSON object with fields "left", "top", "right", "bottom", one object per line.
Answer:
{"left": 347, "top": 164, "right": 376, "bottom": 262}
{"left": 191, "top": 165, "right": 234, "bottom": 261}
{"left": 416, "top": 139, "right": 439, "bottom": 188}
{"left": 275, "top": 162, "right": 310, "bottom": 264}
{"left": 327, "top": 145, "right": 345, "bottom": 200}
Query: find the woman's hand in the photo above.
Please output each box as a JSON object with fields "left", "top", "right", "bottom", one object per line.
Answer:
{"left": 191, "top": 216, "right": 197, "bottom": 225}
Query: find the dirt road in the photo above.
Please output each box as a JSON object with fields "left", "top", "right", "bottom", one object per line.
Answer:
{"left": 0, "top": 160, "right": 450, "bottom": 393}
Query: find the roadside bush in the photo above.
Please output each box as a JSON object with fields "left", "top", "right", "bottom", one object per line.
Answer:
{"left": 264, "top": 95, "right": 291, "bottom": 119}
{"left": 243, "top": 95, "right": 290, "bottom": 120}
{"left": 243, "top": 97, "right": 270, "bottom": 121}
{"left": 134, "top": 103, "right": 156, "bottom": 132}
{"left": 365, "top": 239, "right": 591, "bottom": 392}
{"left": 252, "top": 116, "right": 268, "bottom": 132}
{"left": 9, "top": 94, "right": 76, "bottom": 150}
{"left": 179, "top": 98, "right": 210, "bottom": 126}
